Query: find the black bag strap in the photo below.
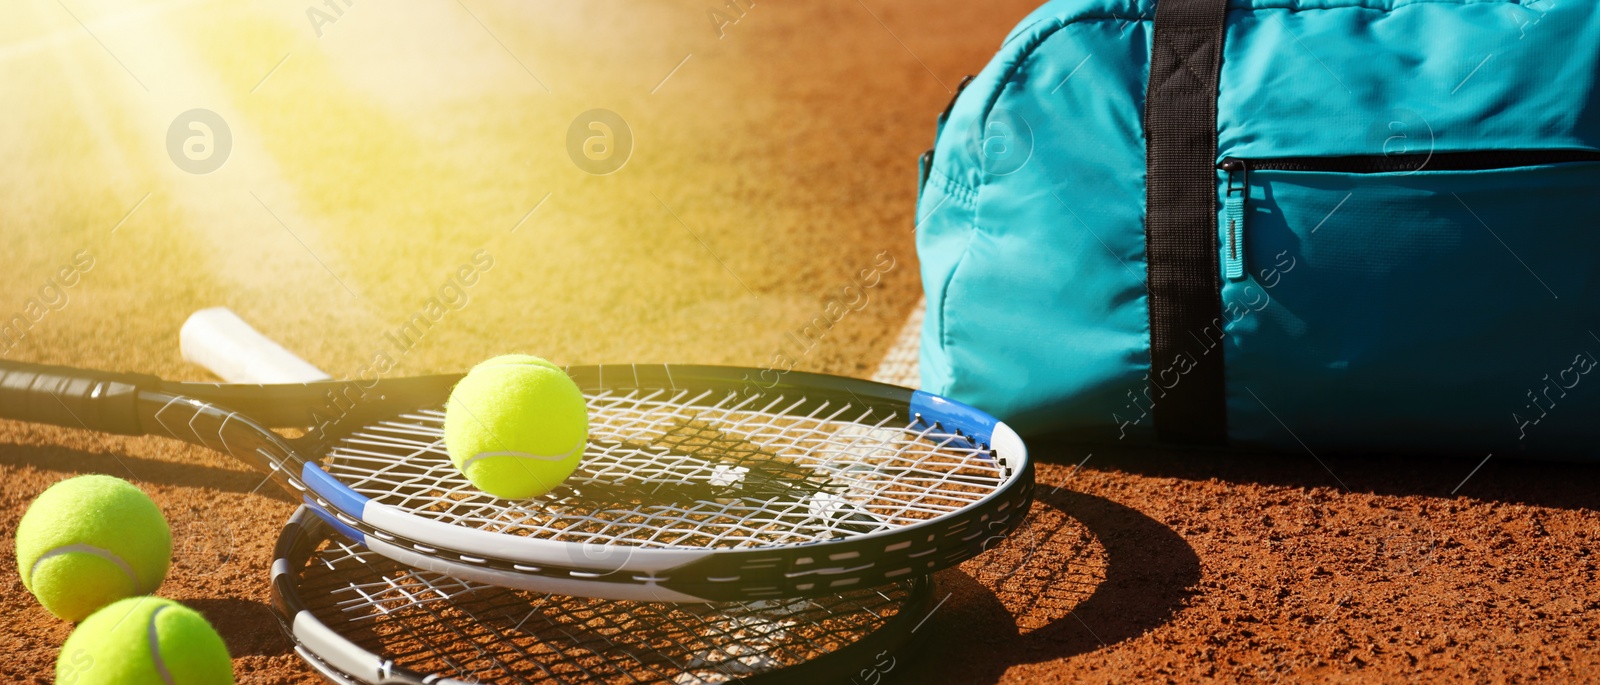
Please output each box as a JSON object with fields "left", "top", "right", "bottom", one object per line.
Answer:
{"left": 1143, "top": 0, "right": 1230, "bottom": 444}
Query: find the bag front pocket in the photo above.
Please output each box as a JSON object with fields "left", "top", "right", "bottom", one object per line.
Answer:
{"left": 1215, "top": 150, "right": 1600, "bottom": 454}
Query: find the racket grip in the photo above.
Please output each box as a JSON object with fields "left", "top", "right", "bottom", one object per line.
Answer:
{"left": 0, "top": 361, "right": 155, "bottom": 435}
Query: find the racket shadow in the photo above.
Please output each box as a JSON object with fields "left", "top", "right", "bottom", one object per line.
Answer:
{"left": 182, "top": 597, "right": 291, "bottom": 658}
{"left": 0, "top": 439, "right": 291, "bottom": 500}
{"left": 895, "top": 487, "right": 1200, "bottom": 683}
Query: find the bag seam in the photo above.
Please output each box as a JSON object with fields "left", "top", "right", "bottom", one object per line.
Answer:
{"left": 927, "top": 166, "right": 979, "bottom": 211}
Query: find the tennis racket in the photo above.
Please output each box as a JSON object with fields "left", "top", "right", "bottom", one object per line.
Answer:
{"left": 0, "top": 359, "right": 1031, "bottom": 601}
{"left": 272, "top": 506, "right": 930, "bottom": 684}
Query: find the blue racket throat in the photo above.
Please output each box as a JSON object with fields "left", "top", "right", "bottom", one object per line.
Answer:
{"left": 302, "top": 463, "right": 370, "bottom": 526}
{"left": 302, "top": 496, "right": 366, "bottom": 546}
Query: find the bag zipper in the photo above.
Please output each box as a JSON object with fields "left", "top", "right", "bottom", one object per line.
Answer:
{"left": 1216, "top": 149, "right": 1600, "bottom": 282}
{"left": 1220, "top": 158, "right": 1248, "bottom": 281}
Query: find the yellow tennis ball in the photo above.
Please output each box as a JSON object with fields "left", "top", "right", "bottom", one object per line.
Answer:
{"left": 57, "top": 596, "right": 234, "bottom": 684}
{"left": 444, "top": 355, "right": 589, "bottom": 499}
{"left": 15, "top": 474, "right": 172, "bottom": 622}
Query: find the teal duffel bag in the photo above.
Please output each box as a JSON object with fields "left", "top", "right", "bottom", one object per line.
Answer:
{"left": 916, "top": 0, "right": 1600, "bottom": 456}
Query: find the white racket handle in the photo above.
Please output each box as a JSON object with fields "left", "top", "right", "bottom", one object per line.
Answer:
{"left": 180, "top": 307, "right": 330, "bottom": 383}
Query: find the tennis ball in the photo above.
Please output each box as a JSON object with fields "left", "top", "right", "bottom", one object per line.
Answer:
{"left": 444, "top": 354, "right": 588, "bottom": 499}
{"left": 15, "top": 474, "right": 172, "bottom": 622}
{"left": 57, "top": 596, "right": 234, "bottom": 685}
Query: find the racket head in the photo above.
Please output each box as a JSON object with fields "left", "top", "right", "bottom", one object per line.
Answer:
{"left": 272, "top": 506, "right": 933, "bottom": 685}
{"left": 287, "top": 365, "right": 1031, "bottom": 601}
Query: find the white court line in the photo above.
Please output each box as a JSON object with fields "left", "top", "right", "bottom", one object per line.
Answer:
{"left": 871, "top": 296, "right": 924, "bottom": 389}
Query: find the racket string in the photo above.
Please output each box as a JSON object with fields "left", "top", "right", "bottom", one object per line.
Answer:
{"left": 298, "top": 538, "right": 917, "bottom": 684}
{"left": 321, "top": 388, "right": 1004, "bottom": 549}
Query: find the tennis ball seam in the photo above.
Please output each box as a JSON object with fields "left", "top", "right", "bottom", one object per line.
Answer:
{"left": 28, "top": 543, "right": 143, "bottom": 592}
{"left": 147, "top": 605, "right": 178, "bottom": 685}
{"left": 460, "top": 442, "right": 584, "bottom": 469}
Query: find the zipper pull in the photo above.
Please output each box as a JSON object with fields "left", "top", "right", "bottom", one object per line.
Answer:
{"left": 1219, "top": 158, "right": 1248, "bottom": 282}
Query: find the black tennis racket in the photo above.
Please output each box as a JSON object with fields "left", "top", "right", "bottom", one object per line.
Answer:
{"left": 0, "top": 360, "right": 1032, "bottom": 601}
{"left": 272, "top": 506, "right": 931, "bottom": 684}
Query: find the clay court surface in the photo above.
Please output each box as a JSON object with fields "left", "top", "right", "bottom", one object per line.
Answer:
{"left": 2, "top": 0, "right": 1598, "bottom": 682}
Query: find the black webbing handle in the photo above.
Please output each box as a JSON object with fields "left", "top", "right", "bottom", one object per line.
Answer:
{"left": 0, "top": 361, "right": 156, "bottom": 435}
{"left": 1144, "top": 0, "right": 1231, "bottom": 444}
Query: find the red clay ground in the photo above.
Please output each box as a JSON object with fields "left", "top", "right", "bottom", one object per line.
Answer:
{"left": 3, "top": 1, "right": 1599, "bottom": 683}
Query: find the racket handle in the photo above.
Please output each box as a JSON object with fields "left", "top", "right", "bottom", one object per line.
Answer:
{"left": 0, "top": 361, "right": 155, "bottom": 435}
